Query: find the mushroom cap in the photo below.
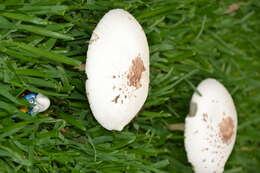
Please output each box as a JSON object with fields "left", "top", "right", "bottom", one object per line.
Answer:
{"left": 185, "top": 78, "right": 237, "bottom": 173}
{"left": 86, "top": 9, "right": 149, "bottom": 131}
{"left": 32, "top": 93, "right": 51, "bottom": 113}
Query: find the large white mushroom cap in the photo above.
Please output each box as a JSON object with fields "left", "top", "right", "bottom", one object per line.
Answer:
{"left": 86, "top": 9, "right": 149, "bottom": 131}
{"left": 185, "top": 78, "right": 237, "bottom": 173}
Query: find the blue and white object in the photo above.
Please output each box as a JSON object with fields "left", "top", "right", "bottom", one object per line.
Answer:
{"left": 23, "top": 92, "right": 50, "bottom": 115}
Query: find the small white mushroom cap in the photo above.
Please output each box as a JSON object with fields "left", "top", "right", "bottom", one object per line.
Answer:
{"left": 86, "top": 9, "right": 149, "bottom": 131}
{"left": 185, "top": 78, "right": 237, "bottom": 173}
{"left": 32, "top": 93, "right": 51, "bottom": 113}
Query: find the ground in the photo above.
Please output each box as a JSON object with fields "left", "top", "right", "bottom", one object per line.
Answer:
{"left": 0, "top": 0, "right": 259, "bottom": 172}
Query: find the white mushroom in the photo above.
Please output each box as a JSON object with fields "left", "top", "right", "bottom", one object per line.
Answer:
{"left": 185, "top": 78, "right": 237, "bottom": 173}
{"left": 85, "top": 9, "right": 149, "bottom": 131}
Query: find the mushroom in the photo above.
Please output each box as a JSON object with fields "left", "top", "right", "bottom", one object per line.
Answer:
{"left": 85, "top": 9, "right": 149, "bottom": 131}
{"left": 184, "top": 78, "right": 237, "bottom": 173}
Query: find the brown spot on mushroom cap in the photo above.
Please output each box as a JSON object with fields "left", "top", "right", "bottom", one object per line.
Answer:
{"left": 127, "top": 55, "right": 146, "bottom": 89}
{"left": 219, "top": 116, "right": 234, "bottom": 144}
{"left": 112, "top": 95, "right": 120, "bottom": 103}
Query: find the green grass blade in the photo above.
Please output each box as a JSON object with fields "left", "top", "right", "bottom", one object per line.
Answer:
{"left": 1, "top": 41, "right": 81, "bottom": 66}
{"left": 1, "top": 12, "right": 50, "bottom": 25}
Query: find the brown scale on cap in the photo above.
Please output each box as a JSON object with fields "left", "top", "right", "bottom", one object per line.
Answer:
{"left": 127, "top": 55, "right": 145, "bottom": 89}
{"left": 112, "top": 95, "right": 120, "bottom": 103}
{"left": 219, "top": 117, "right": 234, "bottom": 144}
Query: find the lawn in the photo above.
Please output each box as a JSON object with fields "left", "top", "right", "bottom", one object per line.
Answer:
{"left": 0, "top": 0, "right": 259, "bottom": 172}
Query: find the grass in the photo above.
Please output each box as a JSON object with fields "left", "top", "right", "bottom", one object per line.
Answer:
{"left": 0, "top": 0, "right": 259, "bottom": 172}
